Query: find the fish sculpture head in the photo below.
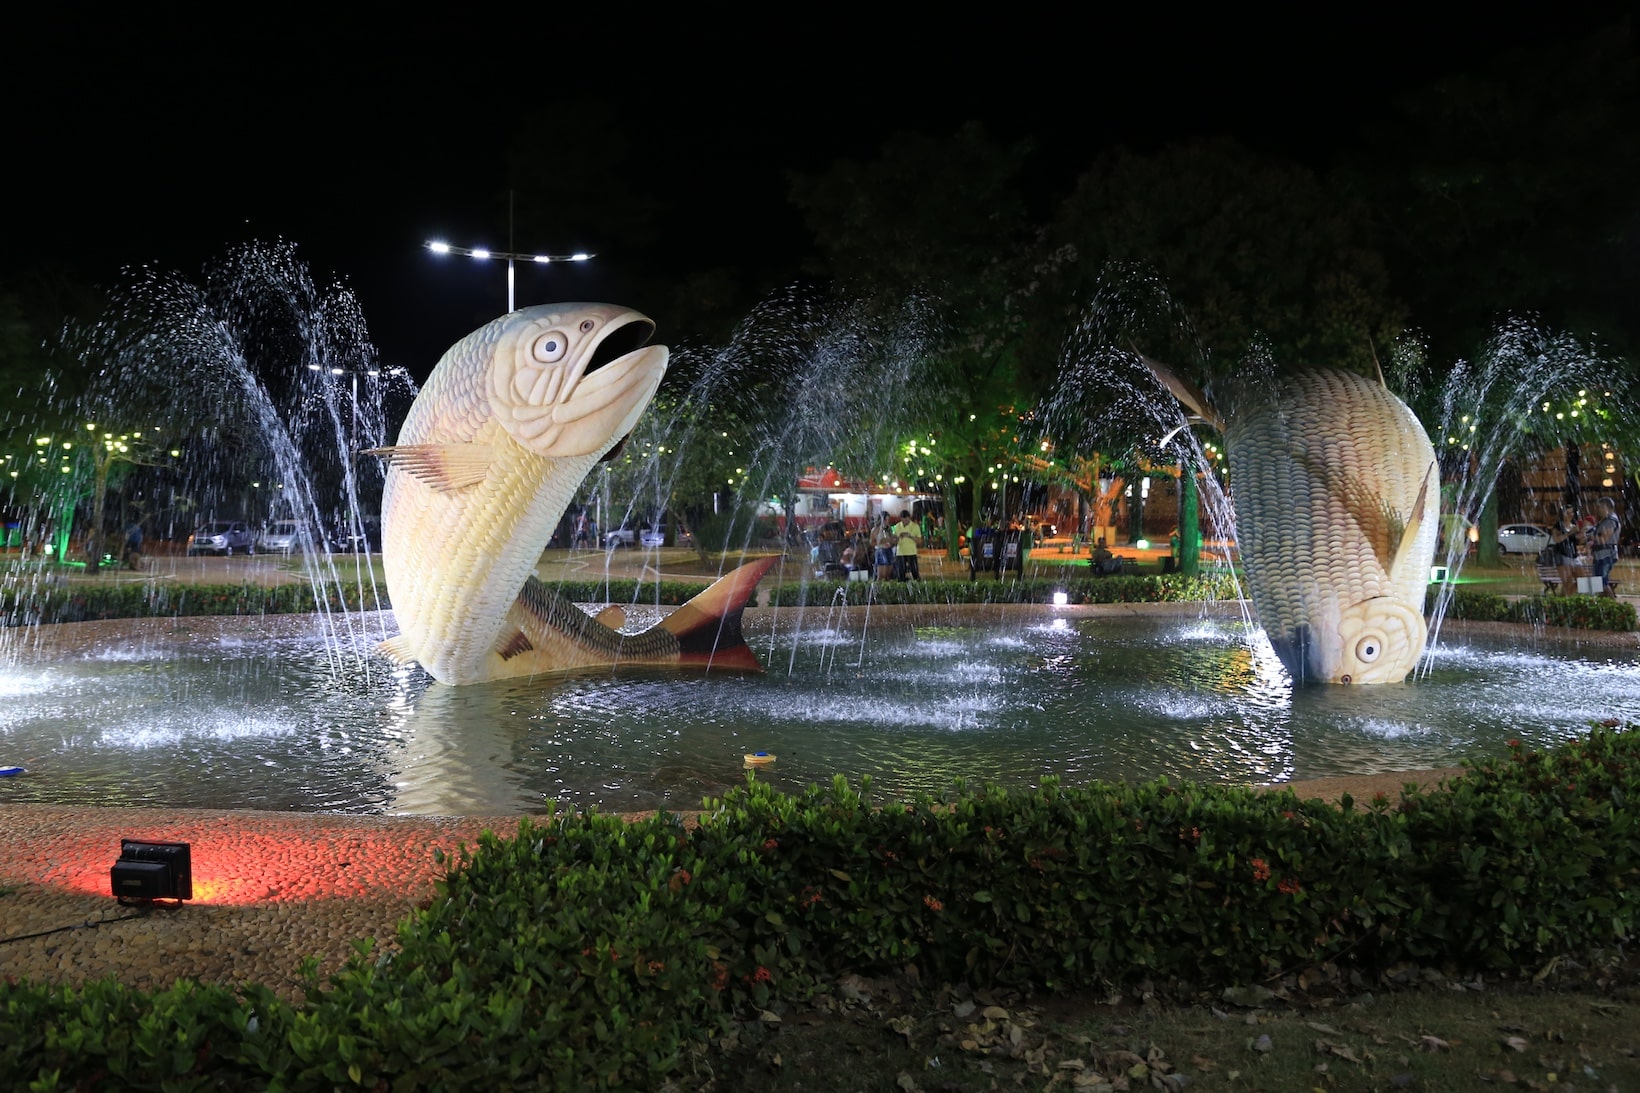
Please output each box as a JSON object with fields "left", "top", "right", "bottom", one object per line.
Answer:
{"left": 1324, "top": 595, "right": 1428, "bottom": 684}
{"left": 487, "top": 303, "right": 668, "bottom": 459}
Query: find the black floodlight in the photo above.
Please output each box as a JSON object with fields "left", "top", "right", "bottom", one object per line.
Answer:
{"left": 110, "top": 839, "right": 193, "bottom": 902}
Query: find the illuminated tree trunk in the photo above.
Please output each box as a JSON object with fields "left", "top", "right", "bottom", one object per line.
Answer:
{"left": 80, "top": 449, "right": 116, "bottom": 568}
{"left": 1476, "top": 490, "right": 1500, "bottom": 566}
{"left": 1179, "top": 466, "right": 1201, "bottom": 577}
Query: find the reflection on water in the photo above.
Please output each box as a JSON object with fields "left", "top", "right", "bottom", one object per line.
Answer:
{"left": 1, "top": 610, "right": 1634, "bottom": 815}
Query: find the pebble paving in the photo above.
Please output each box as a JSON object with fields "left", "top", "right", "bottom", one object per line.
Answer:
{"left": 0, "top": 803, "right": 521, "bottom": 999}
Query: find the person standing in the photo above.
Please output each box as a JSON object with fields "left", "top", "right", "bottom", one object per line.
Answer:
{"left": 873, "top": 514, "right": 895, "bottom": 579}
{"left": 893, "top": 509, "right": 921, "bottom": 581}
{"left": 122, "top": 522, "right": 144, "bottom": 568}
{"left": 1550, "top": 505, "right": 1582, "bottom": 595}
{"left": 1590, "top": 496, "right": 1622, "bottom": 592}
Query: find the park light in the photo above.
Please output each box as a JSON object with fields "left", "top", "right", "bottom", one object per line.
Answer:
{"left": 424, "top": 241, "right": 595, "bottom": 312}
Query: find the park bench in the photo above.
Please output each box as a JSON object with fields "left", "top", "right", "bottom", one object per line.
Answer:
{"left": 1535, "top": 555, "right": 1619, "bottom": 596}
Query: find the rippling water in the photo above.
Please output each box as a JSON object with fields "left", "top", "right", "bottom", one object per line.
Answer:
{"left": 0, "top": 611, "right": 1634, "bottom": 814}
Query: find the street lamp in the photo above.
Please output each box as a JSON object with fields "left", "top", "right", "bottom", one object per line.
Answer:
{"left": 425, "top": 242, "right": 593, "bottom": 312}
{"left": 307, "top": 364, "right": 383, "bottom": 453}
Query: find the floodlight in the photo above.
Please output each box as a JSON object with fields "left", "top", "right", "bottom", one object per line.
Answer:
{"left": 110, "top": 839, "right": 192, "bottom": 902}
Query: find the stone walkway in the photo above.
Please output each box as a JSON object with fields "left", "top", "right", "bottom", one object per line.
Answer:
{"left": 0, "top": 804, "right": 516, "bottom": 998}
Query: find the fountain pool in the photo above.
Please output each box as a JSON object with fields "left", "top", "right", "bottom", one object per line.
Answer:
{"left": 1, "top": 604, "right": 1633, "bottom": 816}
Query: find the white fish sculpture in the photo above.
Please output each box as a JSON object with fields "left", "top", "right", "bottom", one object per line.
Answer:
{"left": 371, "top": 303, "right": 775, "bottom": 685}
{"left": 1146, "top": 359, "right": 1438, "bottom": 684}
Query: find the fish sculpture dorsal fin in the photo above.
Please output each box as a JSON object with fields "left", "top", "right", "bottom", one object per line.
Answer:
{"left": 508, "top": 575, "right": 614, "bottom": 642}
{"left": 366, "top": 443, "right": 498, "bottom": 492}
{"left": 1370, "top": 343, "right": 1388, "bottom": 388}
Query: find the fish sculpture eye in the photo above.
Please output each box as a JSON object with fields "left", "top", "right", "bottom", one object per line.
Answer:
{"left": 1355, "top": 636, "right": 1382, "bottom": 662}
{"left": 532, "top": 331, "right": 569, "bottom": 363}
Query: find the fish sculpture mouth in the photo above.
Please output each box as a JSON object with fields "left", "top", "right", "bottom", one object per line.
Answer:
{"left": 581, "top": 314, "right": 657, "bottom": 379}
{"left": 490, "top": 308, "right": 667, "bottom": 461}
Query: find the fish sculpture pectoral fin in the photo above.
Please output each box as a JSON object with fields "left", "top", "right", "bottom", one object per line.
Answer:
{"left": 367, "top": 443, "right": 499, "bottom": 492}
{"left": 1386, "top": 465, "right": 1437, "bottom": 589}
{"left": 378, "top": 635, "right": 419, "bottom": 666}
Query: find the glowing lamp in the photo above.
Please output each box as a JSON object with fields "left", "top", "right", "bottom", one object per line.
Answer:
{"left": 1136, "top": 539, "right": 1150, "bottom": 550}
{"left": 1430, "top": 565, "right": 1449, "bottom": 583}
{"left": 1053, "top": 591, "right": 1069, "bottom": 606}
{"left": 110, "top": 839, "right": 192, "bottom": 903}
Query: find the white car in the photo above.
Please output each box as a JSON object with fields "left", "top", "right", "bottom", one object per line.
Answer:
{"left": 1497, "top": 523, "right": 1552, "bottom": 555}
{"left": 605, "top": 525, "right": 666, "bottom": 549}
{"left": 186, "top": 520, "right": 256, "bottom": 556}
{"left": 258, "top": 520, "right": 303, "bottom": 554}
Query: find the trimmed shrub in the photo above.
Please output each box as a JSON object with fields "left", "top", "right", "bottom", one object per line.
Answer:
{"left": 1428, "top": 586, "right": 1512, "bottom": 622}
{"left": 0, "top": 577, "right": 747, "bottom": 627}
{"left": 766, "top": 572, "right": 1241, "bottom": 608}
{"left": 4, "top": 726, "right": 1637, "bottom": 1090}
{"left": 1508, "top": 593, "right": 1636, "bottom": 632}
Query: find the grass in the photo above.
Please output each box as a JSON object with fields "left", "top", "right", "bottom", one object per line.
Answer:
{"left": 698, "top": 968, "right": 1640, "bottom": 1091}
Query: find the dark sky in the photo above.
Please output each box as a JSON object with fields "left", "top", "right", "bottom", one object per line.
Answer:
{"left": 5, "top": 6, "right": 1630, "bottom": 379}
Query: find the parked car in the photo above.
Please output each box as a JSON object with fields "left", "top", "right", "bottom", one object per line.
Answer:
{"left": 326, "top": 516, "right": 381, "bottom": 554}
{"left": 258, "top": 520, "right": 304, "bottom": 554}
{"left": 186, "top": 520, "right": 256, "bottom": 556}
{"left": 1497, "top": 523, "right": 1552, "bottom": 555}
{"left": 605, "top": 524, "right": 666, "bottom": 549}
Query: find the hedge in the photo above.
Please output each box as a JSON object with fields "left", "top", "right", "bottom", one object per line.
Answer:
{"left": 4, "top": 725, "right": 1636, "bottom": 1090}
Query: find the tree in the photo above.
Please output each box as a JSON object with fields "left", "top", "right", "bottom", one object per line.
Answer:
{"left": 789, "top": 123, "right": 1070, "bottom": 551}
{"left": 1049, "top": 137, "right": 1406, "bottom": 380}
{"left": 1342, "top": 20, "right": 1640, "bottom": 364}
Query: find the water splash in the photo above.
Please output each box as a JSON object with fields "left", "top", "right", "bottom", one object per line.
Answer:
{"left": 1, "top": 240, "right": 417, "bottom": 671}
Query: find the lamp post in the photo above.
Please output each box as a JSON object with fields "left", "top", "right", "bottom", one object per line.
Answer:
{"left": 306, "top": 364, "right": 381, "bottom": 454}
{"left": 424, "top": 242, "right": 593, "bottom": 313}
{"left": 426, "top": 190, "right": 593, "bottom": 313}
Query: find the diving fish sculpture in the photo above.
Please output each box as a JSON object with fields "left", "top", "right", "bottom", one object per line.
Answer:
{"left": 1145, "top": 358, "right": 1438, "bottom": 685}
{"left": 370, "top": 303, "right": 775, "bottom": 686}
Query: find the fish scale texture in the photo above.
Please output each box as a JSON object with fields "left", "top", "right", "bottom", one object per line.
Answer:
{"left": 1226, "top": 369, "right": 1437, "bottom": 681}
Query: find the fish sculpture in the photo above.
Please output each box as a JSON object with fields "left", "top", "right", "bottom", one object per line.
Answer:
{"left": 370, "top": 303, "right": 775, "bottom": 685}
{"left": 1144, "top": 357, "right": 1438, "bottom": 684}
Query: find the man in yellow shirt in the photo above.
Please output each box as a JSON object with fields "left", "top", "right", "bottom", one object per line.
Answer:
{"left": 893, "top": 510, "right": 921, "bottom": 581}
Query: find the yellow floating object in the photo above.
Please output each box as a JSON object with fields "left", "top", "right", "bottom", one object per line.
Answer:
{"left": 743, "top": 752, "right": 777, "bottom": 766}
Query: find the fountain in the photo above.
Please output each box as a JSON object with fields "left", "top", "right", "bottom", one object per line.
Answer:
{"left": 1, "top": 253, "right": 1635, "bottom": 818}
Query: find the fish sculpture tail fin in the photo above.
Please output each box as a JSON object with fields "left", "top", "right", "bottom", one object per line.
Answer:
{"left": 659, "top": 556, "right": 779, "bottom": 672}
{"left": 1134, "top": 349, "right": 1225, "bottom": 433}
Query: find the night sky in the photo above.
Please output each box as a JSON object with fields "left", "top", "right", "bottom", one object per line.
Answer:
{"left": 5, "top": 6, "right": 1630, "bottom": 380}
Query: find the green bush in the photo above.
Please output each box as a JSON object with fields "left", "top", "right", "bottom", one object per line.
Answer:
{"left": 1508, "top": 592, "right": 1636, "bottom": 632}
{"left": 1428, "top": 585, "right": 1512, "bottom": 622}
{"left": 766, "top": 572, "right": 1241, "bottom": 607}
{"left": 0, "top": 577, "right": 745, "bottom": 626}
{"left": 0, "top": 580, "right": 390, "bottom": 625}
{"left": 5, "top": 726, "right": 1637, "bottom": 1090}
